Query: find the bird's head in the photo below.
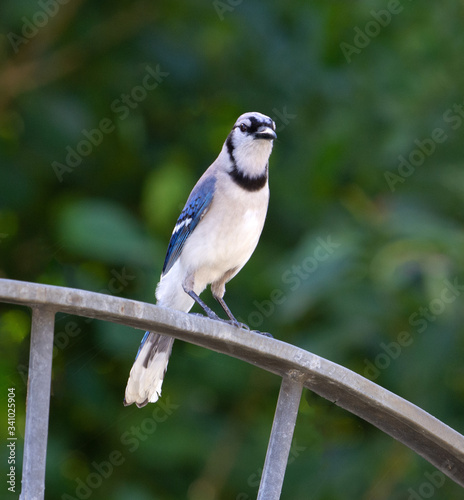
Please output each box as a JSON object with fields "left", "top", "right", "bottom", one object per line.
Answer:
{"left": 225, "top": 112, "right": 277, "bottom": 179}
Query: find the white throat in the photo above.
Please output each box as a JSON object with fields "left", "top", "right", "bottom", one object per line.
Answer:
{"left": 233, "top": 139, "right": 273, "bottom": 178}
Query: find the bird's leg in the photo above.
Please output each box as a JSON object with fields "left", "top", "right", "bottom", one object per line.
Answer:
{"left": 210, "top": 275, "right": 248, "bottom": 329}
{"left": 183, "top": 284, "right": 222, "bottom": 322}
{"left": 214, "top": 295, "right": 273, "bottom": 337}
{"left": 214, "top": 295, "right": 250, "bottom": 330}
{"left": 185, "top": 278, "right": 273, "bottom": 337}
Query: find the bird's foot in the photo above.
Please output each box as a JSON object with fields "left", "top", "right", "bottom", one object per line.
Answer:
{"left": 232, "top": 321, "right": 273, "bottom": 338}
{"left": 248, "top": 329, "right": 274, "bottom": 339}
{"left": 228, "top": 320, "right": 250, "bottom": 331}
{"left": 252, "top": 330, "right": 273, "bottom": 338}
{"left": 211, "top": 317, "right": 250, "bottom": 330}
{"left": 225, "top": 319, "right": 273, "bottom": 337}
{"left": 193, "top": 311, "right": 241, "bottom": 327}
{"left": 190, "top": 312, "right": 272, "bottom": 337}
{"left": 191, "top": 307, "right": 223, "bottom": 323}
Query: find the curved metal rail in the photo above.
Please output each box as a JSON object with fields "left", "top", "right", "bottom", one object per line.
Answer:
{"left": 1, "top": 279, "right": 463, "bottom": 499}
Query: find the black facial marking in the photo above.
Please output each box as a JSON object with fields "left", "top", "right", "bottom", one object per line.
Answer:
{"left": 235, "top": 116, "right": 275, "bottom": 135}
{"left": 226, "top": 134, "right": 235, "bottom": 164}
{"left": 226, "top": 121, "right": 270, "bottom": 191}
{"left": 247, "top": 116, "right": 262, "bottom": 134}
{"left": 229, "top": 164, "right": 268, "bottom": 191}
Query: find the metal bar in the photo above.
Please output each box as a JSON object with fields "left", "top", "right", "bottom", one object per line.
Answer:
{"left": 20, "top": 307, "right": 55, "bottom": 500}
{"left": 1, "top": 279, "right": 464, "bottom": 486}
{"left": 257, "top": 373, "right": 303, "bottom": 500}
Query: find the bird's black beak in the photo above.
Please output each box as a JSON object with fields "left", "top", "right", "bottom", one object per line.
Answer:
{"left": 254, "top": 126, "right": 277, "bottom": 141}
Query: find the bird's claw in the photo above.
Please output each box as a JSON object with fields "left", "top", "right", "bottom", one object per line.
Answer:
{"left": 235, "top": 321, "right": 251, "bottom": 331}
{"left": 227, "top": 320, "right": 273, "bottom": 338}
{"left": 191, "top": 313, "right": 272, "bottom": 337}
{"left": 235, "top": 322, "right": 273, "bottom": 338}
{"left": 252, "top": 330, "right": 273, "bottom": 338}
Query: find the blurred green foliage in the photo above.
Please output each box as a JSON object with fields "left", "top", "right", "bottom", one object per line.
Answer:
{"left": 1, "top": 0, "right": 464, "bottom": 498}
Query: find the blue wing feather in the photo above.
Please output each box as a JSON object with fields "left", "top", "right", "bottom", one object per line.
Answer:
{"left": 162, "top": 175, "right": 216, "bottom": 275}
{"left": 135, "top": 331, "right": 151, "bottom": 361}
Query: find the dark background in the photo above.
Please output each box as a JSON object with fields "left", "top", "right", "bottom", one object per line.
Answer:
{"left": 1, "top": 0, "right": 464, "bottom": 498}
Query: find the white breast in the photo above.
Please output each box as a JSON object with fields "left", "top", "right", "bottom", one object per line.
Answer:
{"left": 180, "top": 180, "right": 269, "bottom": 290}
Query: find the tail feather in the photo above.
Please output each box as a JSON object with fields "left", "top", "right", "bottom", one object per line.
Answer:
{"left": 124, "top": 332, "right": 175, "bottom": 407}
{"left": 124, "top": 262, "right": 193, "bottom": 407}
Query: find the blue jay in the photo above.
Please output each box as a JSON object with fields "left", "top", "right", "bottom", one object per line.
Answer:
{"left": 124, "top": 112, "right": 277, "bottom": 407}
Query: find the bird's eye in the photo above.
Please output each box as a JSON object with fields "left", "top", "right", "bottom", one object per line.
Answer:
{"left": 239, "top": 123, "right": 248, "bottom": 133}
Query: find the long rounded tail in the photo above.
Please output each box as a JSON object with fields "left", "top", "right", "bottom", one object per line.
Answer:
{"left": 124, "top": 268, "right": 194, "bottom": 407}
{"left": 124, "top": 332, "right": 175, "bottom": 407}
